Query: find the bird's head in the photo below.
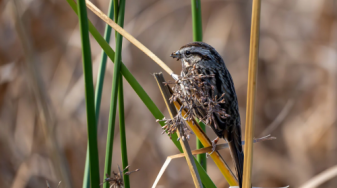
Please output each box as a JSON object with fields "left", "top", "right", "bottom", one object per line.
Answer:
{"left": 170, "top": 42, "right": 224, "bottom": 70}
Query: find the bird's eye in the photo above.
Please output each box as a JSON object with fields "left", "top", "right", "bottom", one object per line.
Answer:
{"left": 185, "top": 51, "right": 191, "bottom": 56}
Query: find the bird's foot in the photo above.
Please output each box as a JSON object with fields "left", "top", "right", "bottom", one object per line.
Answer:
{"left": 208, "top": 137, "right": 220, "bottom": 156}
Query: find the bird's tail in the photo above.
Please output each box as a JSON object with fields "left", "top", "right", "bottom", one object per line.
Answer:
{"left": 227, "top": 137, "right": 244, "bottom": 188}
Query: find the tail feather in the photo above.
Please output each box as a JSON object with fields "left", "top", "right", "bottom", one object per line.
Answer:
{"left": 228, "top": 137, "right": 244, "bottom": 188}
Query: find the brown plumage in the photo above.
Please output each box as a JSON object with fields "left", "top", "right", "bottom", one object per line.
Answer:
{"left": 171, "top": 42, "right": 244, "bottom": 187}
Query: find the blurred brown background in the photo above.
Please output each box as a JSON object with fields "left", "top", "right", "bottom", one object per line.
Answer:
{"left": 1, "top": 0, "right": 337, "bottom": 187}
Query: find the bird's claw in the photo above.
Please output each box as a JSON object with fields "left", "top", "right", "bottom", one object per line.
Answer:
{"left": 207, "top": 137, "right": 220, "bottom": 156}
{"left": 207, "top": 143, "right": 216, "bottom": 156}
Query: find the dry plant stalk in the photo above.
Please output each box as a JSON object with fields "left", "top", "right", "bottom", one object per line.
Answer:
{"left": 298, "top": 165, "right": 337, "bottom": 188}
{"left": 170, "top": 135, "right": 275, "bottom": 159}
{"left": 85, "top": 0, "right": 173, "bottom": 75}
{"left": 242, "top": 0, "right": 262, "bottom": 187}
{"left": 152, "top": 135, "right": 275, "bottom": 188}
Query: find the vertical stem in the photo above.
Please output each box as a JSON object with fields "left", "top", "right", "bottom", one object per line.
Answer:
{"left": 242, "top": 0, "right": 261, "bottom": 187}
{"left": 77, "top": 0, "right": 100, "bottom": 186}
{"left": 115, "top": 2, "right": 129, "bottom": 186}
{"left": 191, "top": 0, "right": 203, "bottom": 42}
{"left": 82, "top": 150, "right": 90, "bottom": 188}
{"left": 191, "top": 0, "right": 206, "bottom": 171}
{"left": 196, "top": 120, "right": 206, "bottom": 170}
{"left": 82, "top": 0, "right": 114, "bottom": 187}
{"left": 103, "top": 0, "right": 126, "bottom": 188}
{"left": 114, "top": 0, "right": 119, "bottom": 39}
{"left": 94, "top": 1, "right": 114, "bottom": 130}
{"left": 118, "top": 75, "right": 130, "bottom": 188}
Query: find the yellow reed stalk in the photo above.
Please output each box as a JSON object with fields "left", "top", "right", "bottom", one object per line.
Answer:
{"left": 86, "top": 0, "right": 174, "bottom": 75}
{"left": 242, "top": 0, "right": 261, "bottom": 187}
{"left": 172, "top": 101, "right": 238, "bottom": 186}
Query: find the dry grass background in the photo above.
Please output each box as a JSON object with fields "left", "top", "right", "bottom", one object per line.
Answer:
{"left": 0, "top": 0, "right": 337, "bottom": 187}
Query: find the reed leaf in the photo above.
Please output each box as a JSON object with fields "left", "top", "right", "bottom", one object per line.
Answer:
{"left": 103, "top": 0, "right": 126, "bottom": 187}
{"left": 76, "top": 0, "right": 100, "bottom": 186}
{"left": 114, "top": 0, "right": 130, "bottom": 187}
{"left": 82, "top": 1, "right": 114, "bottom": 188}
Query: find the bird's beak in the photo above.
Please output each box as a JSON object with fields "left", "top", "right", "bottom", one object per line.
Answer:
{"left": 170, "top": 51, "right": 181, "bottom": 61}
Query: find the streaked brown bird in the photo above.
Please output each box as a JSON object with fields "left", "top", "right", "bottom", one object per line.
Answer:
{"left": 171, "top": 42, "right": 244, "bottom": 187}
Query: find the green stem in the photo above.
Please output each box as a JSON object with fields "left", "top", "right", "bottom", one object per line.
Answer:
{"left": 82, "top": 0, "right": 114, "bottom": 188}
{"left": 115, "top": 0, "right": 130, "bottom": 187}
{"left": 114, "top": 0, "right": 119, "bottom": 38}
{"left": 118, "top": 75, "right": 129, "bottom": 188}
{"left": 103, "top": 0, "right": 126, "bottom": 188}
{"left": 197, "top": 120, "right": 206, "bottom": 170}
{"left": 191, "top": 0, "right": 206, "bottom": 171}
{"left": 76, "top": 0, "right": 100, "bottom": 186}
{"left": 191, "top": 0, "right": 203, "bottom": 42}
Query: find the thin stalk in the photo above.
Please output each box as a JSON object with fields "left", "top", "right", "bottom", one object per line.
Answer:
{"left": 103, "top": 0, "right": 126, "bottom": 187}
{"left": 95, "top": 0, "right": 113, "bottom": 135}
{"left": 83, "top": 150, "right": 90, "bottom": 188}
{"left": 242, "top": 0, "right": 261, "bottom": 187}
{"left": 118, "top": 75, "right": 129, "bottom": 188}
{"left": 191, "top": 0, "right": 206, "bottom": 171}
{"left": 114, "top": 0, "right": 118, "bottom": 39}
{"left": 114, "top": 0, "right": 130, "bottom": 187}
{"left": 196, "top": 119, "right": 206, "bottom": 170}
{"left": 82, "top": 1, "right": 114, "bottom": 188}
{"left": 76, "top": 0, "right": 100, "bottom": 186}
{"left": 66, "top": 1, "right": 215, "bottom": 186}
{"left": 191, "top": 0, "right": 203, "bottom": 42}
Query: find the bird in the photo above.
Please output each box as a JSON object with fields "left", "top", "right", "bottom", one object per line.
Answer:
{"left": 170, "top": 42, "right": 244, "bottom": 187}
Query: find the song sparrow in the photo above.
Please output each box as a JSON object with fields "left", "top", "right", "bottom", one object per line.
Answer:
{"left": 170, "top": 42, "right": 244, "bottom": 187}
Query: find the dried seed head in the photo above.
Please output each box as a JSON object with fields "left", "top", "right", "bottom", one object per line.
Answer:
{"left": 101, "top": 166, "right": 139, "bottom": 188}
{"left": 159, "top": 71, "right": 228, "bottom": 142}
